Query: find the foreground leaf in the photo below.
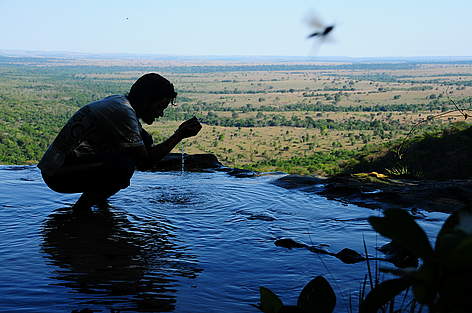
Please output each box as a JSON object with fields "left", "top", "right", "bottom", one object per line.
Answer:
{"left": 447, "top": 237, "right": 472, "bottom": 269}
{"left": 368, "top": 209, "right": 434, "bottom": 262}
{"left": 411, "top": 263, "right": 436, "bottom": 304}
{"left": 359, "top": 278, "right": 411, "bottom": 313}
{"left": 297, "top": 276, "right": 336, "bottom": 313}
{"left": 260, "top": 287, "right": 284, "bottom": 313}
{"left": 436, "top": 210, "right": 472, "bottom": 259}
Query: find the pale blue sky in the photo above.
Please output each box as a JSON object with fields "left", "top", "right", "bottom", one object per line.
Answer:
{"left": 1, "top": 0, "right": 471, "bottom": 57}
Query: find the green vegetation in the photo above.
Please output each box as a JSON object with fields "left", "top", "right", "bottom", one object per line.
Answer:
{"left": 243, "top": 149, "right": 358, "bottom": 176}
{"left": 346, "top": 122, "right": 472, "bottom": 179}
{"left": 0, "top": 64, "right": 128, "bottom": 163}
{"left": 1, "top": 56, "right": 472, "bottom": 177}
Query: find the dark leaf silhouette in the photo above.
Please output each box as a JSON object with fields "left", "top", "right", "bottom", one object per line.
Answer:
{"left": 359, "top": 278, "right": 411, "bottom": 313}
{"left": 297, "top": 276, "right": 336, "bottom": 313}
{"left": 368, "top": 209, "right": 434, "bottom": 262}
{"left": 260, "top": 287, "right": 283, "bottom": 313}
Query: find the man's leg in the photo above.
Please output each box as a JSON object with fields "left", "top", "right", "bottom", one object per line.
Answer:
{"left": 72, "top": 189, "right": 118, "bottom": 212}
{"left": 42, "top": 152, "right": 135, "bottom": 211}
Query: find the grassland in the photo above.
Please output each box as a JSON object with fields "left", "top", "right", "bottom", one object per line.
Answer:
{"left": 1, "top": 54, "right": 471, "bottom": 175}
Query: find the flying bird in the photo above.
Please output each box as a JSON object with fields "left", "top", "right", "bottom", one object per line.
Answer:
{"left": 304, "top": 10, "right": 336, "bottom": 55}
{"left": 305, "top": 10, "right": 335, "bottom": 40}
{"left": 307, "top": 25, "right": 335, "bottom": 38}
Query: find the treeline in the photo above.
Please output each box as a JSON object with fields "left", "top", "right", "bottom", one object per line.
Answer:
{"left": 181, "top": 88, "right": 304, "bottom": 94}
{"left": 392, "top": 78, "right": 472, "bottom": 86}
{"left": 162, "top": 111, "right": 406, "bottom": 131}
{"left": 0, "top": 57, "right": 419, "bottom": 75}
{"left": 171, "top": 101, "right": 455, "bottom": 113}
{"left": 179, "top": 92, "right": 472, "bottom": 112}
{"left": 180, "top": 87, "right": 357, "bottom": 94}
{"left": 199, "top": 116, "right": 405, "bottom": 131}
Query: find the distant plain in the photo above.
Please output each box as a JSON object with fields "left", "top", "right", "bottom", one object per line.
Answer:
{"left": 1, "top": 54, "right": 471, "bottom": 174}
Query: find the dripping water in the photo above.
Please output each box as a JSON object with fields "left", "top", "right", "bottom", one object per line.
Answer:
{"left": 180, "top": 141, "right": 185, "bottom": 175}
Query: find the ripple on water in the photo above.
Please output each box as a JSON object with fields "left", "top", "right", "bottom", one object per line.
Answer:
{"left": 0, "top": 167, "right": 449, "bottom": 313}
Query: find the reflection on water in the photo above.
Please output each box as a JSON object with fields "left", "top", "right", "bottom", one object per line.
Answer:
{"left": 41, "top": 207, "right": 201, "bottom": 312}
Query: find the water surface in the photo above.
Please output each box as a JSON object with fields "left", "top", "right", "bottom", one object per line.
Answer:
{"left": 0, "top": 166, "right": 448, "bottom": 313}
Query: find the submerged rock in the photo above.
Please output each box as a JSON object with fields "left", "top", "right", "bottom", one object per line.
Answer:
{"left": 335, "top": 248, "right": 365, "bottom": 264}
{"left": 247, "top": 214, "right": 276, "bottom": 221}
{"left": 275, "top": 238, "right": 307, "bottom": 249}
{"left": 275, "top": 238, "right": 366, "bottom": 265}
{"left": 150, "top": 153, "right": 222, "bottom": 172}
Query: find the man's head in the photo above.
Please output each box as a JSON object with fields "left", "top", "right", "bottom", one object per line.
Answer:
{"left": 127, "top": 73, "right": 177, "bottom": 125}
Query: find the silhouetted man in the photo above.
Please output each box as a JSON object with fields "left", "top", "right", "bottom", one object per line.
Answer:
{"left": 38, "top": 73, "right": 202, "bottom": 212}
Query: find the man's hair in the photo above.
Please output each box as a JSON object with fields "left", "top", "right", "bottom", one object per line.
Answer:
{"left": 128, "top": 73, "right": 177, "bottom": 105}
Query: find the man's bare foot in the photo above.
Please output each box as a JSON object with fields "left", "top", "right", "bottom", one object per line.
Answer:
{"left": 72, "top": 191, "right": 115, "bottom": 213}
{"left": 72, "top": 193, "right": 95, "bottom": 213}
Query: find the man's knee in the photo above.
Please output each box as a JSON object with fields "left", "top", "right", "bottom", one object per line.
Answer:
{"left": 41, "top": 172, "right": 69, "bottom": 193}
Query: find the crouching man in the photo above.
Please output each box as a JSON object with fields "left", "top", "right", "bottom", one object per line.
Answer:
{"left": 38, "top": 73, "right": 202, "bottom": 212}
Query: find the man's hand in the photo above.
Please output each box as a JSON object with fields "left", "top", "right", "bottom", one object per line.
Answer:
{"left": 144, "top": 117, "right": 201, "bottom": 165}
{"left": 175, "top": 117, "right": 202, "bottom": 139}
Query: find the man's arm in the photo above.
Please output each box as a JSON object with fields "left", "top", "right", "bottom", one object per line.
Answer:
{"left": 149, "top": 131, "right": 184, "bottom": 162}
{"left": 127, "top": 117, "right": 202, "bottom": 169}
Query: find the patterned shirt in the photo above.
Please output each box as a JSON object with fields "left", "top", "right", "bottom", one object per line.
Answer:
{"left": 38, "top": 95, "right": 144, "bottom": 175}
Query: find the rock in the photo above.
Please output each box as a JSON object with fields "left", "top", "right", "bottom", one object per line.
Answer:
{"left": 335, "top": 248, "right": 365, "bottom": 264}
{"left": 247, "top": 214, "right": 276, "bottom": 221}
{"left": 275, "top": 238, "right": 307, "bottom": 249}
{"left": 353, "top": 172, "right": 388, "bottom": 179}
{"left": 224, "top": 168, "right": 260, "bottom": 178}
{"left": 150, "top": 153, "right": 222, "bottom": 171}
{"left": 275, "top": 238, "right": 366, "bottom": 265}
{"left": 271, "top": 174, "right": 326, "bottom": 189}
{"left": 306, "top": 245, "right": 331, "bottom": 255}
{"left": 320, "top": 175, "right": 472, "bottom": 213}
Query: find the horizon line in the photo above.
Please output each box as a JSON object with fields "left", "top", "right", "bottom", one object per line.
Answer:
{"left": 1, "top": 49, "right": 472, "bottom": 61}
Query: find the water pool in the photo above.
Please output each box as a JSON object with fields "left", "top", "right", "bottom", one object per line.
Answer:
{"left": 0, "top": 166, "right": 448, "bottom": 313}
